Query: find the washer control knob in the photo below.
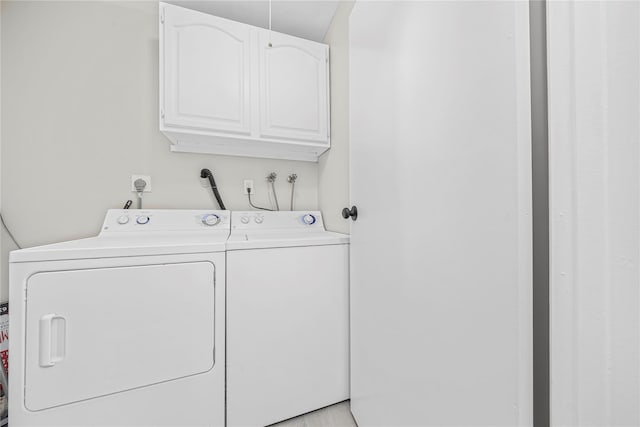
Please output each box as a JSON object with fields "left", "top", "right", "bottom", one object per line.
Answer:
{"left": 136, "top": 215, "right": 150, "bottom": 225}
{"left": 302, "top": 214, "right": 316, "bottom": 225}
{"left": 241, "top": 216, "right": 250, "bottom": 224}
{"left": 254, "top": 215, "right": 264, "bottom": 224}
{"left": 202, "top": 214, "right": 220, "bottom": 226}
{"left": 117, "top": 215, "right": 130, "bottom": 225}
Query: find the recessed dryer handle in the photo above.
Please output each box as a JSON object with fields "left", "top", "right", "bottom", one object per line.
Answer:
{"left": 39, "top": 313, "right": 67, "bottom": 367}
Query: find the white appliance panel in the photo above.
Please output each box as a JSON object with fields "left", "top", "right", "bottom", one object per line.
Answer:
{"left": 227, "top": 244, "right": 349, "bottom": 427}
{"left": 349, "top": 2, "right": 532, "bottom": 426}
{"left": 25, "top": 262, "right": 215, "bottom": 411}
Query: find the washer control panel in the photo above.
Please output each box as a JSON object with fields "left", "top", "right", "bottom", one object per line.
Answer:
{"left": 302, "top": 214, "right": 316, "bottom": 225}
{"left": 101, "top": 209, "right": 230, "bottom": 233}
{"left": 231, "top": 211, "right": 324, "bottom": 230}
{"left": 136, "top": 215, "right": 150, "bottom": 225}
{"left": 202, "top": 213, "right": 221, "bottom": 226}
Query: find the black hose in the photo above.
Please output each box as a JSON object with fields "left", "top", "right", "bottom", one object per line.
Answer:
{"left": 200, "top": 168, "right": 226, "bottom": 210}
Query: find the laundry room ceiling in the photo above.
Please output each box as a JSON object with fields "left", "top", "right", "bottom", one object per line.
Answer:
{"left": 164, "top": 1, "right": 341, "bottom": 42}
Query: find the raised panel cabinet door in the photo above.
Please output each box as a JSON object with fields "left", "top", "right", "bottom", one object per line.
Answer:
{"left": 161, "top": 4, "right": 251, "bottom": 134}
{"left": 258, "top": 31, "right": 329, "bottom": 144}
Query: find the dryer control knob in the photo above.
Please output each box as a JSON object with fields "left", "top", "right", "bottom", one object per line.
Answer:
{"left": 302, "top": 214, "right": 316, "bottom": 225}
{"left": 241, "top": 216, "right": 250, "bottom": 224}
{"left": 254, "top": 216, "right": 264, "bottom": 224}
{"left": 202, "top": 214, "right": 220, "bottom": 226}
{"left": 136, "top": 215, "right": 150, "bottom": 225}
{"left": 117, "top": 215, "right": 130, "bottom": 225}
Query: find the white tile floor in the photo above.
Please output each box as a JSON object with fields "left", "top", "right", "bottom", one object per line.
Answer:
{"left": 270, "top": 401, "right": 357, "bottom": 427}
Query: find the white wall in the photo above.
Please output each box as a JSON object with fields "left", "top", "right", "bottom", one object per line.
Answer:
{"left": 549, "top": 2, "right": 640, "bottom": 425}
{"left": 318, "top": 1, "right": 353, "bottom": 234}
{"left": 0, "top": 0, "right": 319, "bottom": 299}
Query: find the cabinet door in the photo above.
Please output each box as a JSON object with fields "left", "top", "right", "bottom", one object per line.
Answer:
{"left": 162, "top": 4, "right": 251, "bottom": 134}
{"left": 258, "top": 31, "right": 329, "bottom": 144}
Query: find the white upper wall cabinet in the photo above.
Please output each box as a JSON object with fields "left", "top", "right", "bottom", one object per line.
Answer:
{"left": 162, "top": 5, "right": 252, "bottom": 134}
{"left": 159, "top": 3, "right": 330, "bottom": 162}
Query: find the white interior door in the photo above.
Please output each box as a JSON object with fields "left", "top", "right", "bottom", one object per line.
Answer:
{"left": 349, "top": 2, "right": 532, "bottom": 426}
{"left": 548, "top": 2, "right": 640, "bottom": 426}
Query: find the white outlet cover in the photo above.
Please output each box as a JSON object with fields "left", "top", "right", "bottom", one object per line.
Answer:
{"left": 131, "top": 174, "right": 152, "bottom": 192}
{"left": 243, "top": 180, "right": 254, "bottom": 195}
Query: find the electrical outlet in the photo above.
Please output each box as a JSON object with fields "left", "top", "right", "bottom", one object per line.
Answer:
{"left": 243, "top": 179, "right": 254, "bottom": 195}
{"left": 131, "top": 175, "right": 152, "bottom": 192}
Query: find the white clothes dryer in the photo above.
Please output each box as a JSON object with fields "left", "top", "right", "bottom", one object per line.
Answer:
{"left": 226, "top": 211, "right": 350, "bottom": 427}
{"left": 9, "top": 209, "right": 229, "bottom": 426}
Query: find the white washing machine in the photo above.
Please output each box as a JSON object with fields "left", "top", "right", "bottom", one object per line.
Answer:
{"left": 9, "top": 209, "right": 229, "bottom": 426}
{"left": 226, "top": 211, "right": 350, "bottom": 427}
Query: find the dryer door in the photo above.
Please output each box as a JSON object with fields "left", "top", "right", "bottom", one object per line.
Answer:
{"left": 24, "top": 261, "right": 215, "bottom": 411}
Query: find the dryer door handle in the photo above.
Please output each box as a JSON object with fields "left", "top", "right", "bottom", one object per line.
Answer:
{"left": 39, "top": 313, "right": 67, "bottom": 367}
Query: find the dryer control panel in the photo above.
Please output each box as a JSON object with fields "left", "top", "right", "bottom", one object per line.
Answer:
{"left": 100, "top": 209, "right": 231, "bottom": 233}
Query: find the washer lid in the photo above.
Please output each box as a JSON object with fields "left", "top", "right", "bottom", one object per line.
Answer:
{"left": 227, "top": 211, "right": 349, "bottom": 250}
{"left": 9, "top": 232, "right": 229, "bottom": 263}
{"left": 226, "top": 230, "right": 349, "bottom": 250}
